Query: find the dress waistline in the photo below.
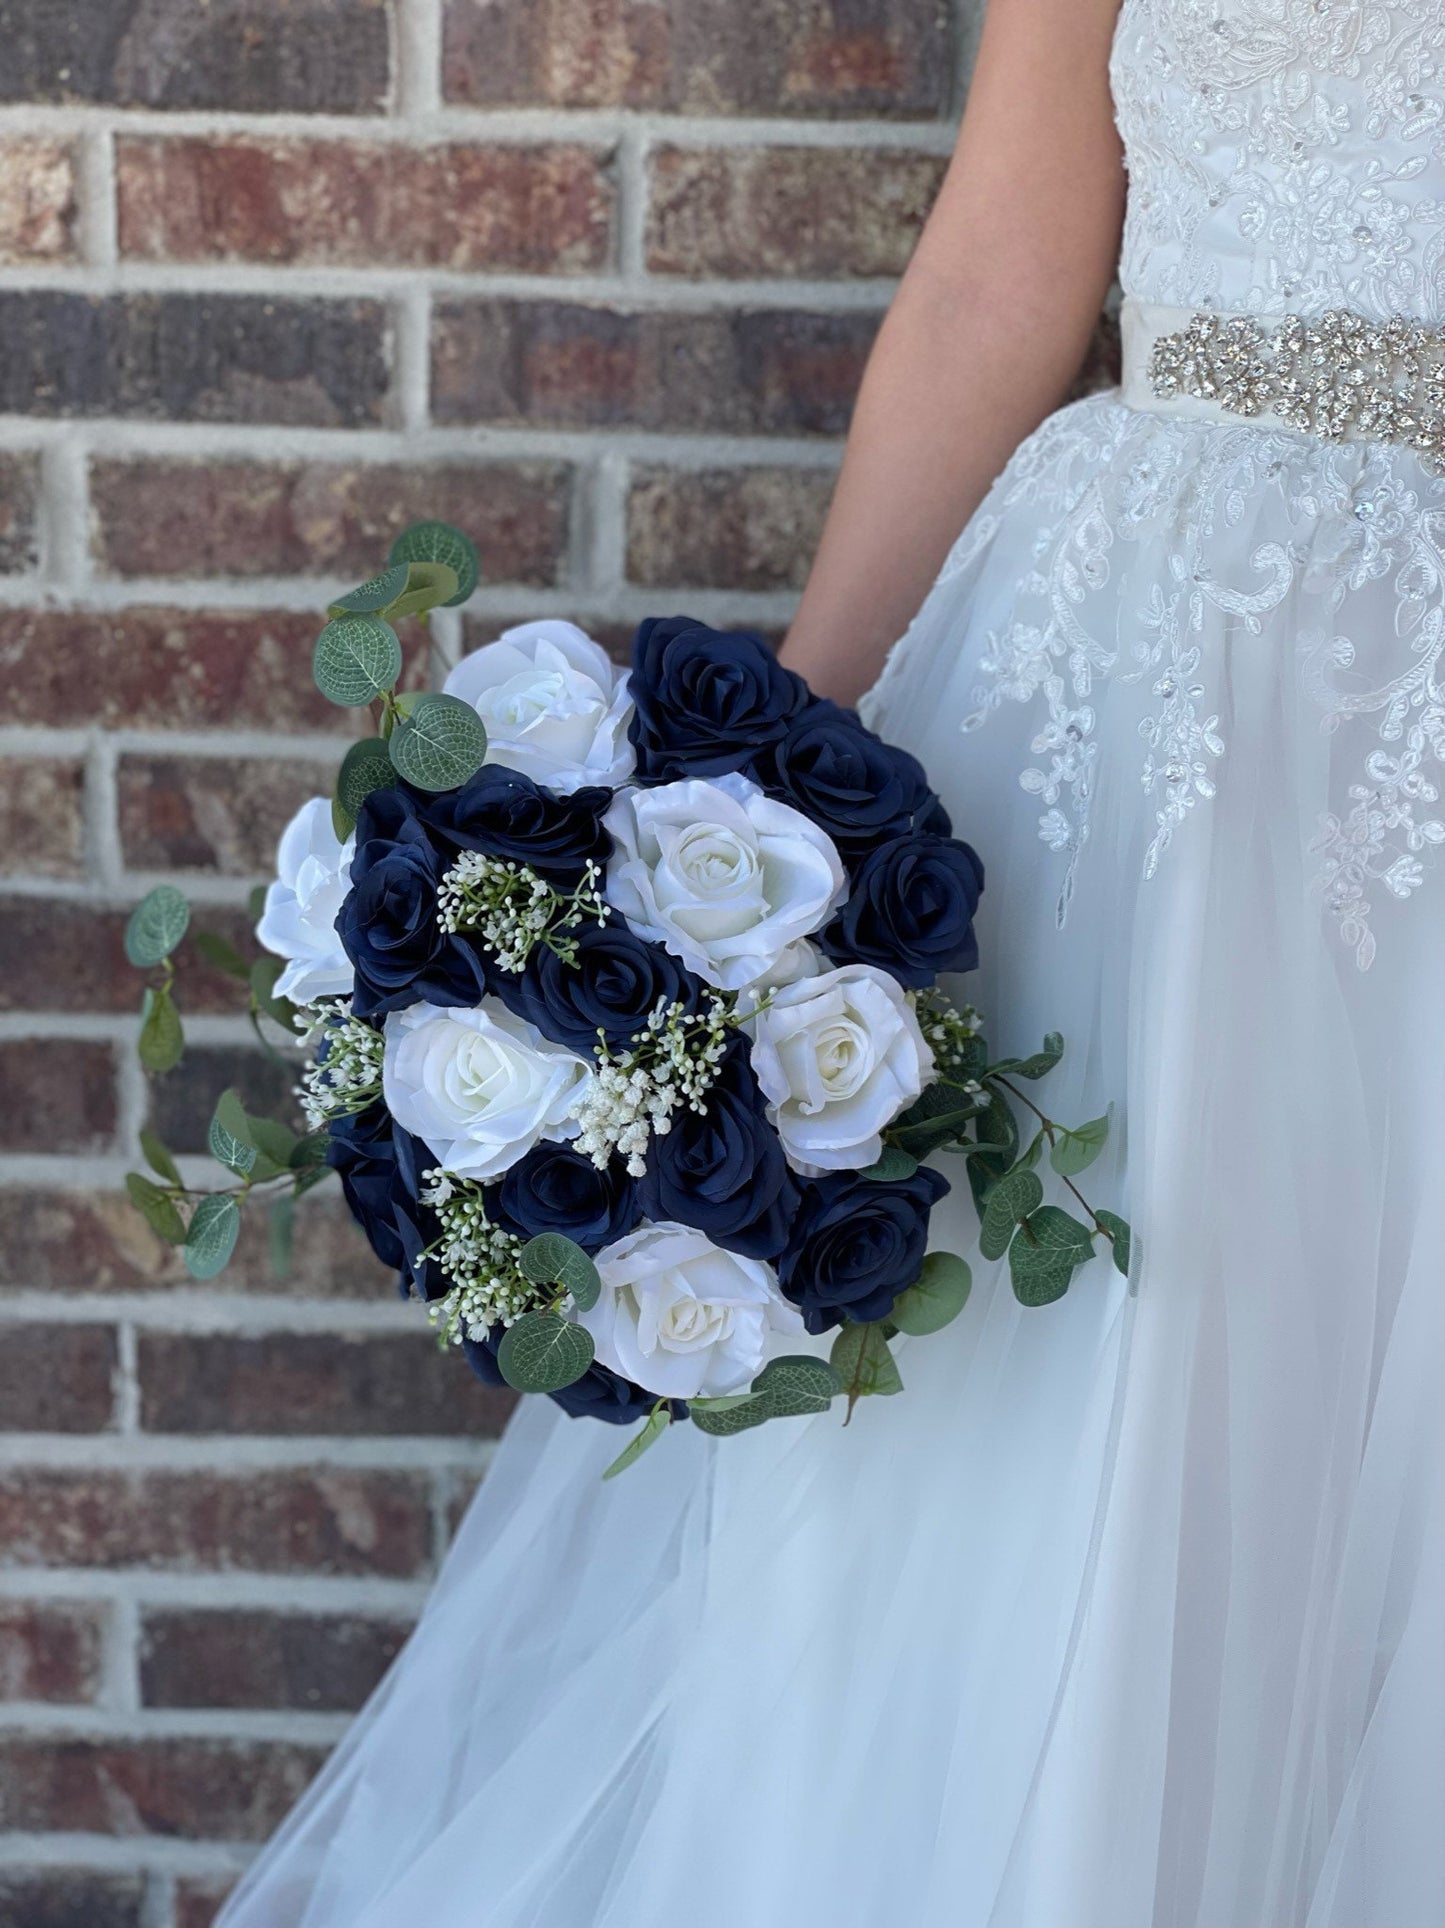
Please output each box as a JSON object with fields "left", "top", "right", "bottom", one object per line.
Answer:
{"left": 1119, "top": 294, "right": 1445, "bottom": 473}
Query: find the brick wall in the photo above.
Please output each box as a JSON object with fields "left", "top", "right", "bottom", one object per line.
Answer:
{"left": 0, "top": 1, "right": 980, "bottom": 1919}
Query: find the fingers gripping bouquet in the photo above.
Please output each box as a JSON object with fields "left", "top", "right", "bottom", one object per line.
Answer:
{"left": 122, "top": 524, "right": 1130, "bottom": 1479}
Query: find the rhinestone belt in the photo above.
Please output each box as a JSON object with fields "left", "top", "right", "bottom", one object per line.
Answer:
{"left": 1120, "top": 295, "right": 1445, "bottom": 474}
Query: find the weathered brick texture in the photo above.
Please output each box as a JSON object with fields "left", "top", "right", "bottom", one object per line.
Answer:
{"left": 0, "top": 1, "right": 990, "bottom": 1913}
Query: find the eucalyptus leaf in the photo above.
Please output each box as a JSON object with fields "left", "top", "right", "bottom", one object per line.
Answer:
{"left": 1008, "top": 1235, "right": 1077, "bottom": 1308}
{"left": 327, "top": 564, "right": 411, "bottom": 617}
{"left": 830, "top": 1321, "right": 904, "bottom": 1406}
{"left": 1018, "top": 1131, "right": 1045, "bottom": 1173}
{"left": 990, "top": 1032, "right": 1065, "bottom": 1081}
{"left": 125, "top": 1171, "right": 187, "bottom": 1246}
{"left": 290, "top": 1129, "right": 333, "bottom": 1171}
{"left": 1096, "top": 1210, "right": 1133, "bottom": 1277}
{"left": 858, "top": 1146, "right": 920, "bottom": 1183}
{"left": 138, "top": 985, "right": 185, "bottom": 1073}
{"left": 380, "top": 560, "right": 459, "bottom": 623}
{"left": 388, "top": 692, "right": 488, "bottom": 792}
{"left": 691, "top": 1395, "right": 779, "bottom": 1437}
{"left": 313, "top": 615, "right": 403, "bottom": 708}
{"left": 335, "top": 738, "right": 396, "bottom": 831}
{"left": 388, "top": 520, "right": 480, "bottom": 606}
{"left": 688, "top": 1393, "right": 763, "bottom": 1414}
{"left": 250, "top": 957, "right": 298, "bottom": 1031}
{"left": 890, "top": 1251, "right": 973, "bottom": 1336}
{"left": 979, "top": 1168, "right": 1043, "bottom": 1262}
{"left": 750, "top": 1354, "right": 841, "bottom": 1417}
{"left": 185, "top": 1194, "right": 242, "bottom": 1281}
{"left": 1050, "top": 1111, "right": 1111, "bottom": 1178}
{"left": 969, "top": 1091, "right": 1020, "bottom": 1180}
{"left": 193, "top": 930, "right": 252, "bottom": 981}
{"left": 496, "top": 1313, "right": 595, "bottom": 1394}
{"left": 602, "top": 1405, "right": 671, "bottom": 1480}
{"left": 125, "top": 885, "right": 191, "bottom": 968}
{"left": 268, "top": 1191, "right": 296, "bottom": 1281}
{"left": 246, "top": 1117, "right": 298, "bottom": 1169}
{"left": 208, "top": 1088, "right": 257, "bottom": 1178}
{"left": 139, "top": 1129, "right": 182, "bottom": 1187}
{"left": 518, "top": 1233, "right": 602, "bottom": 1312}
{"left": 1026, "top": 1204, "right": 1097, "bottom": 1262}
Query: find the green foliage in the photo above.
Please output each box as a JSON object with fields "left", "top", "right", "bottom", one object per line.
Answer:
{"left": 194, "top": 930, "right": 252, "bottom": 981}
{"left": 387, "top": 692, "right": 488, "bottom": 791}
{"left": 888, "top": 1078, "right": 987, "bottom": 1161}
{"left": 1008, "top": 1206, "right": 1094, "bottom": 1308}
{"left": 125, "top": 1172, "right": 187, "bottom": 1246}
{"left": 327, "top": 564, "right": 411, "bottom": 616}
{"left": 496, "top": 1313, "right": 596, "bottom": 1394}
{"left": 388, "top": 520, "right": 480, "bottom": 606}
{"left": 1097, "top": 1210, "right": 1133, "bottom": 1276}
{"left": 518, "top": 1233, "right": 602, "bottom": 1312}
{"left": 207, "top": 1088, "right": 257, "bottom": 1178}
{"left": 268, "top": 1192, "right": 296, "bottom": 1281}
{"left": 138, "top": 985, "right": 184, "bottom": 1073}
{"left": 249, "top": 957, "right": 298, "bottom": 1032}
{"left": 990, "top": 1033, "right": 1065, "bottom": 1081}
{"left": 139, "top": 1129, "right": 182, "bottom": 1187}
{"left": 979, "top": 1169, "right": 1043, "bottom": 1261}
{"left": 334, "top": 738, "right": 396, "bottom": 835}
{"left": 313, "top": 614, "right": 403, "bottom": 708}
{"left": 185, "top": 1195, "right": 241, "bottom": 1280}
{"left": 691, "top": 1398, "right": 775, "bottom": 1438}
{"left": 858, "top": 1146, "right": 920, "bottom": 1183}
{"left": 381, "top": 560, "right": 459, "bottom": 623}
{"left": 1050, "top": 1111, "right": 1111, "bottom": 1178}
{"left": 890, "top": 1252, "right": 973, "bottom": 1336}
{"left": 750, "top": 1354, "right": 842, "bottom": 1417}
{"left": 830, "top": 1321, "right": 904, "bottom": 1411}
{"left": 602, "top": 1405, "right": 671, "bottom": 1480}
{"left": 125, "top": 885, "right": 191, "bottom": 968}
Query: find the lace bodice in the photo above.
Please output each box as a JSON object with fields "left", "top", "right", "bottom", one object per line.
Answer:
{"left": 1113, "top": 0, "right": 1445, "bottom": 321}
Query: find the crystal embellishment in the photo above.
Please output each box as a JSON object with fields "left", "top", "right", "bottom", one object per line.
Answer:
{"left": 1148, "top": 311, "right": 1445, "bottom": 474}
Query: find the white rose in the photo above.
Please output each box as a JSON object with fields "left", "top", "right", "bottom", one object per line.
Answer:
{"left": 746, "top": 965, "right": 935, "bottom": 1176}
{"left": 255, "top": 796, "right": 355, "bottom": 1005}
{"left": 443, "top": 620, "right": 635, "bottom": 793}
{"left": 580, "top": 1222, "right": 805, "bottom": 1400}
{"left": 603, "top": 773, "right": 846, "bottom": 993}
{"left": 382, "top": 999, "right": 593, "bottom": 1181}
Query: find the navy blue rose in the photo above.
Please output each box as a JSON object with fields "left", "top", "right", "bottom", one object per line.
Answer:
{"left": 493, "top": 918, "right": 705, "bottom": 1057}
{"left": 484, "top": 1141, "right": 642, "bottom": 1255}
{"left": 753, "top": 699, "right": 952, "bottom": 863}
{"left": 638, "top": 1038, "right": 800, "bottom": 1261}
{"left": 462, "top": 1330, "right": 685, "bottom": 1427}
{"left": 338, "top": 789, "right": 484, "bottom": 1018}
{"left": 327, "top": 1104, "right": 438, "bottom": 1301}
{"left": 421, "top": 764, "right": 612, "bottom": 888}
{"left": 778, "top": 1165, "right": 950, "bottom": 1334}
{"left": 628, "top": 616, "right": 809, "bottom": 782}
{"left": 822, "top": 832, "right": 985, "bottom": 988}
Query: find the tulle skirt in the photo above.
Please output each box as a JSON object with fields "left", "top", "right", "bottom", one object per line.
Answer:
{"left": 221, "top": 393, "right": 1445, "bottom": 1928}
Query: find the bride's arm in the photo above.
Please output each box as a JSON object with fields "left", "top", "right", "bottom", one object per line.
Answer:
{"left": 779, "top": 0, "right": 1126, "bottom": 705}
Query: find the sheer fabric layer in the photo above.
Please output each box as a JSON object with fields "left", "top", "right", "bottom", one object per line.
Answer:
{"left": 222, "top": 392, "right": 1445, "bottom": 1928}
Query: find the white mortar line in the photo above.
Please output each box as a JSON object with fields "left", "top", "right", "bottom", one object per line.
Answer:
{"left": 113, "top": 1322, "right": 140, "bottom": 1437}
{"left": 0, "top": 1570, "right": 433, "bottom": 1614}
{"left": 0, "top": 1704, "right": 353, "bottom": 1744}
{"left": 395, "top": 0, "right": 445, "bottom": 124}
{"left": 614, "top": 122, "right": 650, "bottom": 287}
{"left": 391, "top": 282, "right": 432, "bottom": 434}
{"left": 35, "top": 431, "right": 89, "bottom": 591}
{"left": 81, "top": 730, "right": 123, "bottom": 888}
{"left": 0, "top": 1434, "right": 499, "bottom": 1472}
{"left": 74, "top": 126, "right": 118, "bottom": 271}
{"left": 0, "top": 1835, "right": 254, "bottom": 1878}
{"left": 0, "top": 1296, "right": 429, "bottom": 1336}
{"left": 104, "top": 1592, "right": 140, "bottom": 1716}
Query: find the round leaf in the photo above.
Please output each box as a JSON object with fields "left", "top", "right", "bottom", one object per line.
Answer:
{"left": 388, "top": 520, "right": 479, "bottom": 605}
{"left": 750, "top": 1354, "right": 841, "bottom": 1417}
{"left": 979, "top": 1168, "right": 1043, "bottom": 1262}
{"left": 496, "top": 1313, "right": 595, "bottom": 1394}
{"left": 125, "top": 1172, "right": 187, "bottom": 1246}
{"left": 691, "top": 1396, "right": 778, "bottom": 1438}
{"left": 829, "top": 1321, "right": 904, "bottom": 1402}
{"left": 1009, "top": 1240, "right": 1076, "bottom": 1308}
{"left": 185, "top": 1195, "right": 241, "bottom": 1281}
{"left": 335, "top": 737, "right": 396, "bottom": 829}
{"left": 602, "top": 1406, "right": 671, "bottom": 1480}
{"left": 858, "top": 1147, "right": 920, "bottom": 1183}
{"left": 139, "top": 1129, "right": 182, "bottom": 1187}
{"left": 388, "top": 692, "right": 488, "bottom": 792}
{"left": 380, "top": 560, "right": 460, "bottom": 623}
{"left": 313, "top": 615, "right": 403, "bottom": 708}
{"left": 207, "top": 1088, "right": 256, "bottom": 1178}
{"left": 138, "top": 986, "right": 185, "bottom": 1073}
{"left": 1097, "top": 1209, "right": 1133, "bottom": 1277}
{"left": 125, "top": 885, "right": 191, "bottom": 968}
{"left": 327, "top": 565, "right": 411, "bottom": 617}
{"left": 1050, "top": 1111, "right": 1111, "bottom": 1179}
{"left": 519, "top": 1233, "right": 602, "bottom": 1312}
{"left": 890, "top": 1252, "right": 973, "bottom": 1336}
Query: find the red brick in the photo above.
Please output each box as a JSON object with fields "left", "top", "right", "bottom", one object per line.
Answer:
{"left": 0, "top": 1602, "right": 107, "bottom": 1703}
{"left": 175, "top": 1878, "right": 238, "bottom": 1928}
{"left": 0, "top": 756, "right": 88, "bottom": 878}
{"left": 90, "top": 459, "right": 571, "bottom": 587}
{"left": 0, "top": 139, "right": 77, "bottom": 264}
{"left": 0, "top": 1040, "right": 117, "bottom": 1154}
{"left": 0, "top": 1323, "right": 118, "bottom": 1431}
{"left": 138, "top": 1331, "right": 514, "bottom": 1438}
{"left": 432, "top": 300, "right": 878, "bottom": 436}
{"left": 627, "top": 465, "right": 834, "bottom": 590}
{"left": 0, "top": 1871, "right": 145, "bottom": 1928}
{"left": 0, "top": 1188, "right": 395, "bottom": 1299}
{"left": 646, "top": 146, "right": 945, "bottom": 278}
{"left": 0, "top": 899, "right": 258, "bottom": 1013}
{"left": 0, "top": 1467, "right": 433, "bottom": 1576}
{"left": 442, "top": 0, "right": 952, "bottom": 115}
{"left": 0, "top": 1735, "right": 326, "bottom": 1839}
{"left": 118, "top": 137, "right": 615, "bottom": 273}
{"left": 0, "top": 608, "right": 358, "bottom": 731}
{"left": 0, "top": 451, "right": 41, "bottom": 574}
{"left": 117, "top": 753, "right": 338, "bottom": 875}
{"left": 144, "top": 1043, "right": 300, "bottom": 1158}
{"left": 141, "top": 1608, "right": 410, "bottom": 1711}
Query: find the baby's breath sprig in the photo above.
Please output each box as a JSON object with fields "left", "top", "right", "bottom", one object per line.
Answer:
{"left": 419, "top": 1170, "right": 541, "bottom": 1341}
{"left": 573, "top": 993, "right": 735, "bottom": 1178}
{"left": 297, "top": 1000, "right": 385, "bottom": 1129}
{"left": 435, "top": 853, "right": 610, "bottom": 973}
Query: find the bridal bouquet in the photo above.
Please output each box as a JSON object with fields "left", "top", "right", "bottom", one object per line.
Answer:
{"left": 123, "top": 522, "right": 1128, "bottom": 1477}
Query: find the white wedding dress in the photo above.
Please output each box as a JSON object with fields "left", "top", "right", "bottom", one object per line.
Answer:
{"left": 222, "top": 5, "right": 1445, "bottom": 1924}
